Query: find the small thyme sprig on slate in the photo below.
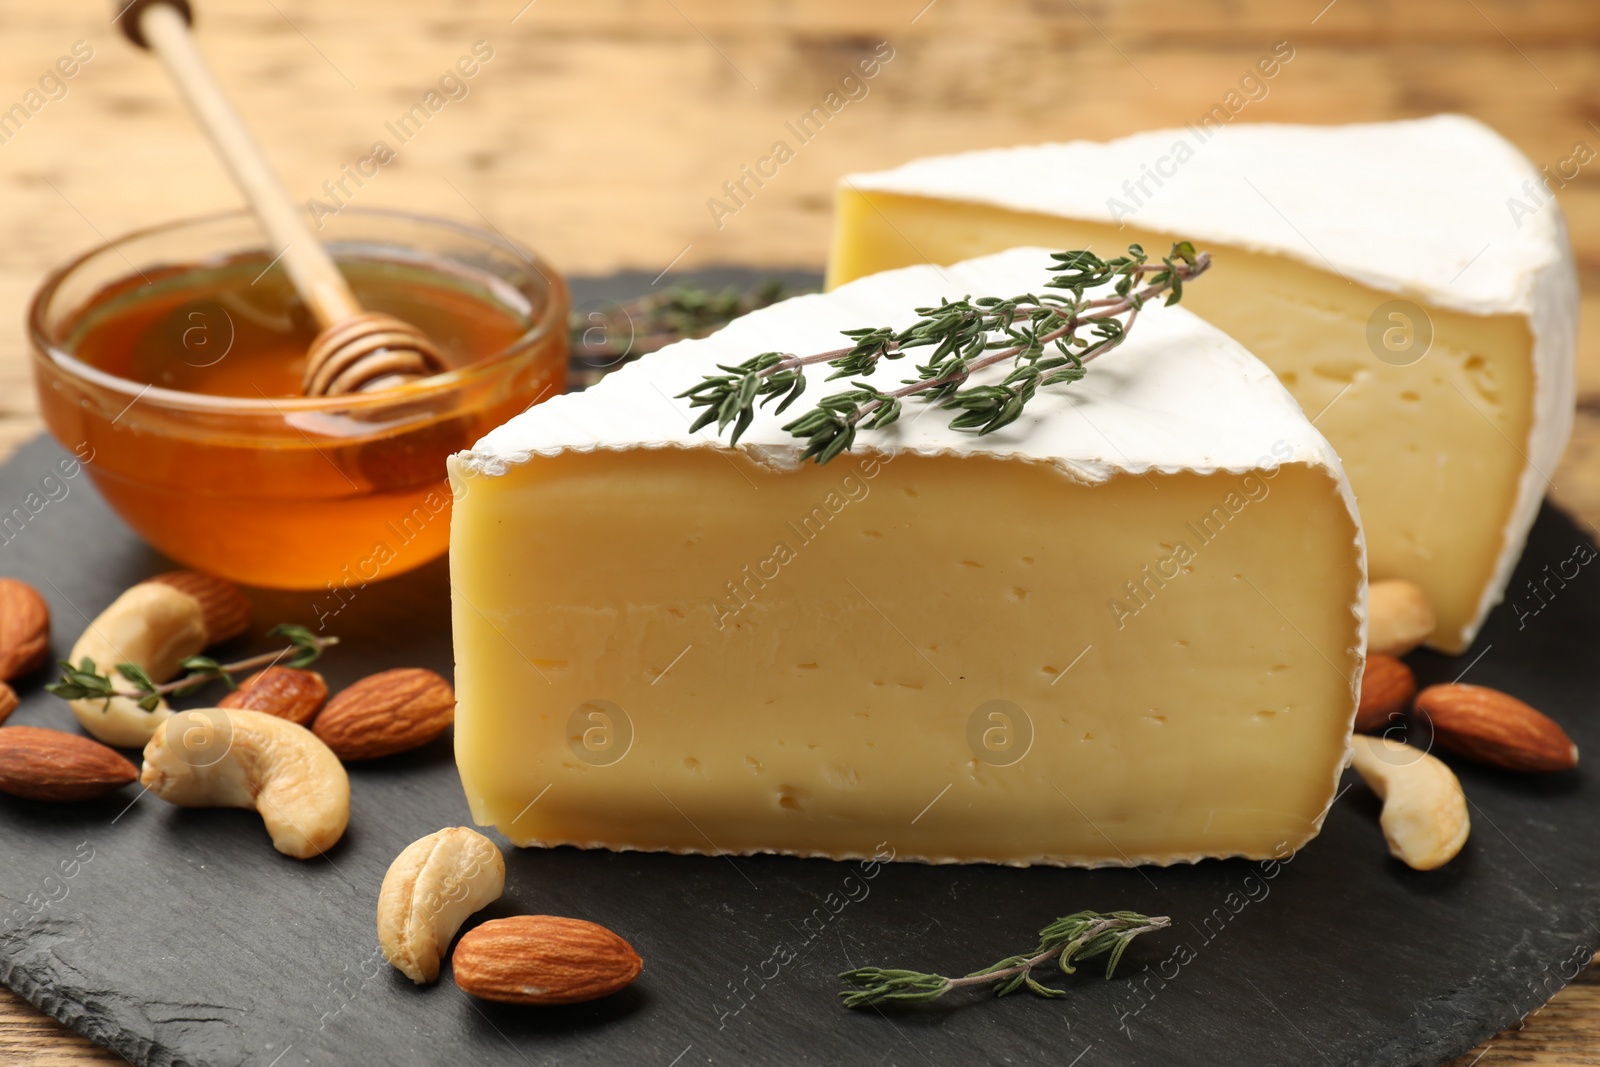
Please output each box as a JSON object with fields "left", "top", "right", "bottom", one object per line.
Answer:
{"left": 46, "top": 624, "right": 337, "bottom": 714}
{"left": 679, "top": 243, "right": 1209, "bottom": 464}
{"left": 571, "top": 279, "right": 796, "bottom": 365}
{"left": 838, "top": 910, "right": 1170, "bottom": 1009}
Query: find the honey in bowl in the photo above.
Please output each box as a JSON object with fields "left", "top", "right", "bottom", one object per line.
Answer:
{"left": 30, "top": 208, "right": 568, "bottom": 591}
{"left": 77, "top": 258, "right": 528, "bottom": 399}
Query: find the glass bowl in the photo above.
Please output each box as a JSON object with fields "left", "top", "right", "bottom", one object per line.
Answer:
{"left": 29, "top": 207, "right": 568, "bottom": 589}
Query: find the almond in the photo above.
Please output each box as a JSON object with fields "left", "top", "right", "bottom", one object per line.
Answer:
{"left": 313, "top": 668, "right": 454, "bottom": 761}
{"left": 0, "top": 578, "right": 50, "bottom": 680}
{"left": 1368, "top": 579, "right": 1435, "bottom": 656}
{"left": 0, "top": 725, "right": 139, "bottom": 802}
{"left": 1415, "top": 683, "right": 1577, "bottom": 773}
{"left": 146, "top": 571, "right": 251, "bottom": 646}
{"left": 218, "top": 667, "right": 328, "bottom": 726}
{"left": 452, "top": 916, "right": 642, "bottom": 1005}
{"left": 1354, "top": 654, "right": 1417, "bottom": 734}
{"left": 0, "top": 682, "right": 17, "bottom": 724}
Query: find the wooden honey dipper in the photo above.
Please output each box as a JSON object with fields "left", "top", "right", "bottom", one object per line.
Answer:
{"left": 118, "top": 0, "right": 447, "bottom": 396}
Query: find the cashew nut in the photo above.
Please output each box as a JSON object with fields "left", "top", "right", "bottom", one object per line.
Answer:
{"left": 1368, "top": 579, "right": 1436, "bottom": 656}
{"left": 1349, "top": 734, "right": 1470, "bottom": 870}
{"left": 140, "top": 707, "right": 349, "bottom": 860}
{"left": 378, "top": 827, "right": 505, "bottom": 984}
{"left": 66, "top": 573, "right": 249, "bottom": 748}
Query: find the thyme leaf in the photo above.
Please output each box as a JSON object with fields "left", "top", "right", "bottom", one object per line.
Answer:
{"left": 838, "top": 910, "right": 1170, "bottom": 1010}
{"left": 268, "top": 623, "right": 334, "bottom": 669}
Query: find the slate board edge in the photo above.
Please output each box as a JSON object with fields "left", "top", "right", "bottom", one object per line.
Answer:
{"left": 3, "top": 940, "right": 177, "bottom": 1067}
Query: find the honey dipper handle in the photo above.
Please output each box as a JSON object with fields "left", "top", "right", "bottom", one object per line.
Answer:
{"left": 131, "top": 1, "right": 362, "bottom": 331}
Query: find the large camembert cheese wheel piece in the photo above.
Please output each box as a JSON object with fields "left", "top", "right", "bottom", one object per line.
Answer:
{"left": 449, "top": 248, "right": 1365, "bottom": 867}
{"left": 827, "top": 116, "right": 1578, "bottom": 653}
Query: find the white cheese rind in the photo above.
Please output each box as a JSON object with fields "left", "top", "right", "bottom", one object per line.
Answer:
{"left": 466, "top": 249, "right": 1350, "bottom": 489}
{"left": 839, "top": 117, "right": 1564, "bottom": 321}
{"left": 835, "top": 116, "right": 1578, "bottom": 649}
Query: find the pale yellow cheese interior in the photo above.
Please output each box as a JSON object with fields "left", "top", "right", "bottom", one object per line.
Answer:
{"left": 451, "top": 448, "right": 1362, "bottom": 866}
{"left": 828, "top": 190, "right": 1535, "bottom": 653}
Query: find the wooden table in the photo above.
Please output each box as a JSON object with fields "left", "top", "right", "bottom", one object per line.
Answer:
{"left": 0, "top": 1, "right": 1596, "bottom": 1062}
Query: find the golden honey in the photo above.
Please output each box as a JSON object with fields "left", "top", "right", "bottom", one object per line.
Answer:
{"left": 31, "top": 209, "right": 567, "bottom": 590}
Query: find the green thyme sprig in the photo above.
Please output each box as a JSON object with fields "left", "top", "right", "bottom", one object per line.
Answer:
{"left": 679, "top": 243, "right": 1209, "bottom": 464}
{"left": 571, "top": 279, "right": 797, "bottom": 364}
{"left": 838, "top": 910, "right": 1170, "bottom": 1010}
{"left": 45, "top": 624, "right": 337, "bottom": 714}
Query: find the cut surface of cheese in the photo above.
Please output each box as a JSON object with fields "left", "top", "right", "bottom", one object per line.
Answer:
{"left": 828, "top": 115, "right": 1578, "bottom": 653}
{"left": 449, "top": 248, "right": 1365, "bottom": 867}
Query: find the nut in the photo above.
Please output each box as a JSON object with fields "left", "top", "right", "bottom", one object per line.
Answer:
{"left": 0, "top": 682, "right": 18, "bottom": 724}
{"left": 145, "top": 571, "right": 252, "bottom": 645}
{"left": 140, "top": 707, "right": 349, "bottom": 859}
{"left": 378, "top": 827, "right": 506, "bottom": 984}
{"left": 1415, "top": 683, "right": 1577, "bottom": 773}
{"left": 1368, "top": 579, "right": 1435, "bottom": 656}
{"left": 218, "top": 667, "right": 327, "bottom": 726}
{"left": 0, "top": 578, "right": 50, "bottom": 681}
{"left": 65, "top": 572, "right": 250, "bottom": 748}
{"left": 1349, "top": 734, "right": 1470, "bottom": 871}
{"left": 452, "top": 916, "right": 643, "bottom": 1005}
{"left": 1353, "top": 654, "right": 1417, "bottom": 734}
{"left": 314, "top": 668, "right": 455, "bottom": 761}
{"left": 0, "top": 725, "right": 139, "bottom": 802}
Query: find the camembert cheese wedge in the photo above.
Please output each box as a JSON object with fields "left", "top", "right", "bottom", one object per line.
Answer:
{"left": 449, "top": 248, "right": 1365, "bottom": 867}
{"left": 828, "top": 116, "right": 1578, "bottom": 653}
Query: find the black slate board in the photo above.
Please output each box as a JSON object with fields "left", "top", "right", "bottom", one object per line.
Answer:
{"left": 3, "top": 270, "right": 1600, "bottom": 1067}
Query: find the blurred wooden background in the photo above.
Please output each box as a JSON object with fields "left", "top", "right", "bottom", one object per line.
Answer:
{"left": 0, "top": 0, "right": 1597, "bottom": 1063}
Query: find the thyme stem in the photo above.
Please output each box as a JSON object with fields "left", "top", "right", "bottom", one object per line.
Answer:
{"left": 849, "top": 297, "right": 1149, "bottom": 428}
{"left": 839, "top": 910, "right": 1171, "bottom": 1010}
{"left": 679, "top": 243, "right": 1210, "bottom": 464}
{"left": 142, "top": 639, "right": 339, "bottom": 697}
{"left": 942, "top": 915, "right": 1169, "bottom": 991}
{"left": 46, "top": 625, "right": 337, "bottom": 714}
